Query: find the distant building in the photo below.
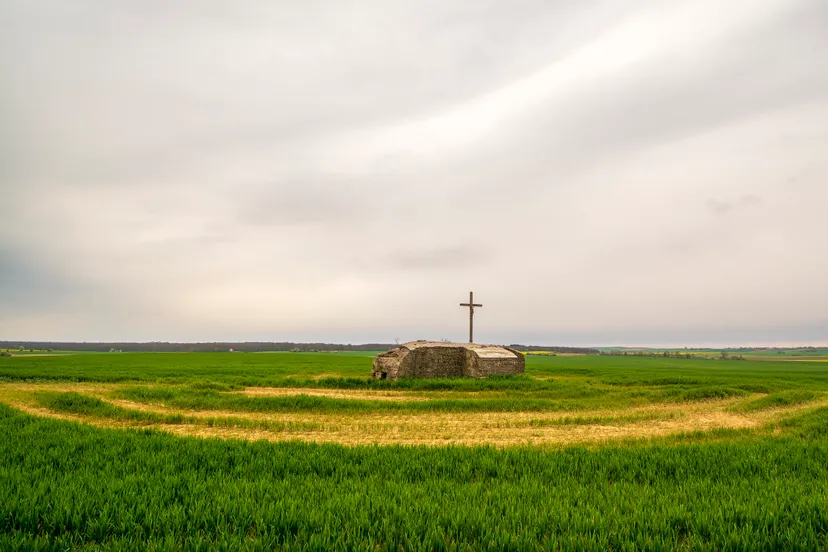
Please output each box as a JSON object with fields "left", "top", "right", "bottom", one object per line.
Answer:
{"left": 372, "top": 341, "right": 525, "bottom": 380}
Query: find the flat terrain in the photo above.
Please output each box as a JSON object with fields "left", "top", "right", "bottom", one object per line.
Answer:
{"left": 2, "top": 352, "right": 827, "bottom": 549}
{"left": 2, "top": 352, "right": 827, "bottom": 446}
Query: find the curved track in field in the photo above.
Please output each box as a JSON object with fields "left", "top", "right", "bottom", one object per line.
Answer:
{"left": 1, "top": 382, "right": 825, "bottom": 447}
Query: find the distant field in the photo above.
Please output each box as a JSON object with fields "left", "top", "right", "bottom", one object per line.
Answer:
{"left": 602, "top": 347, "right": 828, "bottom": 361}
{"left": 2, "top": 352, "right": 828, "bottom": 549}
{"left": 0, "top": 351, "right": 377, "bottom": 384}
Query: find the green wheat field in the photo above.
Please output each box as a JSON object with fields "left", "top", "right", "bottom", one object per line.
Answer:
{"left": 2, "top": 352, "right": 827, "bottom": 550}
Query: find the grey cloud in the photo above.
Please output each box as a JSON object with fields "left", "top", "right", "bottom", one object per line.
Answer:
{"left": 705, "top": 195, "right": 762, "bottom": 215}
{"left": 1, "top": 0, "right": 827, "bottom": 344}
{"left": 0, "top": 2, "right": 625, "bottom": 183}
{"left": 386, "top": 246, "right": 484, "bottom": 271}
{"left": 237, "top": 181, "right": 378, "bottom": 227}
{"left": 508, "top": 320, "right": 828, "bottom": 348}
{"left": 0, "top": 248, "right": 87, "bottom": 311}
{"left": 489, "top": 16, "right": 828, "bottom": 198}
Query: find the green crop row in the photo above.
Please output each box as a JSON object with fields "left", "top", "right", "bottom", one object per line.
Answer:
{"left": 35, "top": 391, "right": 187, "bottom": 424}
{"left": 114, "top": 386, "right": 589, "bottom": 414}
{"left": 110, "top": 383, "right": 760, "bottom": 415}
{"left": 34, "top": 390, "right": 682, "bottom": 430}
{"left": 34, "top": 392, "right": 330, "bottom": 433}
{"left": 732, "top": 390, "right": 822, "bottom": 412}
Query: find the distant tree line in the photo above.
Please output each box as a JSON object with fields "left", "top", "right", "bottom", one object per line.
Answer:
{"left": 0, "top": 341, "right": 392, "bottom": 353}
{"left": 0, "top": 341, "right": 600, "bottom": 354}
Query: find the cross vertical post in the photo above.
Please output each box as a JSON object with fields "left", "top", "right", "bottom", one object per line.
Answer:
{"left": 459, "top": 291, "right": 483, "bottom": 343}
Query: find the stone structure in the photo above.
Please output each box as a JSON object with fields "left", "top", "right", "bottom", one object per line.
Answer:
{"left": 372, "top": 341, "right": 525, "bottom": 380}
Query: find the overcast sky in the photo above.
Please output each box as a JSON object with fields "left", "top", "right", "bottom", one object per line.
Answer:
{"left": 1, "top": 1, "right": 827, "bottom": 346}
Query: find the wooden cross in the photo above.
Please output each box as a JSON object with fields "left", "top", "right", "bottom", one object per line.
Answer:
{"left": 459, "top": 291, "right": 482, "bottom": 343}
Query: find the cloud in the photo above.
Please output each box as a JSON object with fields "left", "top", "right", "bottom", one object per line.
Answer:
{"left": 0, "top": 248, "right": 77, "bottom": 310}
{"left": 0, "top": 0, "right": 827, "bottom": 345}
{"left": 705, "top": 195, "right": 763, "bottom": 215}
{"left": 385, "top": 246, "right": 483, "bottom": 271}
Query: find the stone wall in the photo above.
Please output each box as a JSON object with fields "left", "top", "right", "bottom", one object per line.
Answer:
{"left": 372, "top": 342, "right": 524, "bottom": 380}
{"left": 403, "top": 346, "right": 466, "bottom": 378}
{"left": 467, "top": 347, "right": 525, "bottom": 378}
{"left": 372, "top": 347, "right": 410, "bottom": 379}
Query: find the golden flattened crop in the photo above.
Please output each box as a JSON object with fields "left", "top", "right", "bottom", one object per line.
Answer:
{"left": 235, "top": 387, "right": 430, "bottom": 401}
{"left": 2, "top": 381, "right": 826, "bottom": 448}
